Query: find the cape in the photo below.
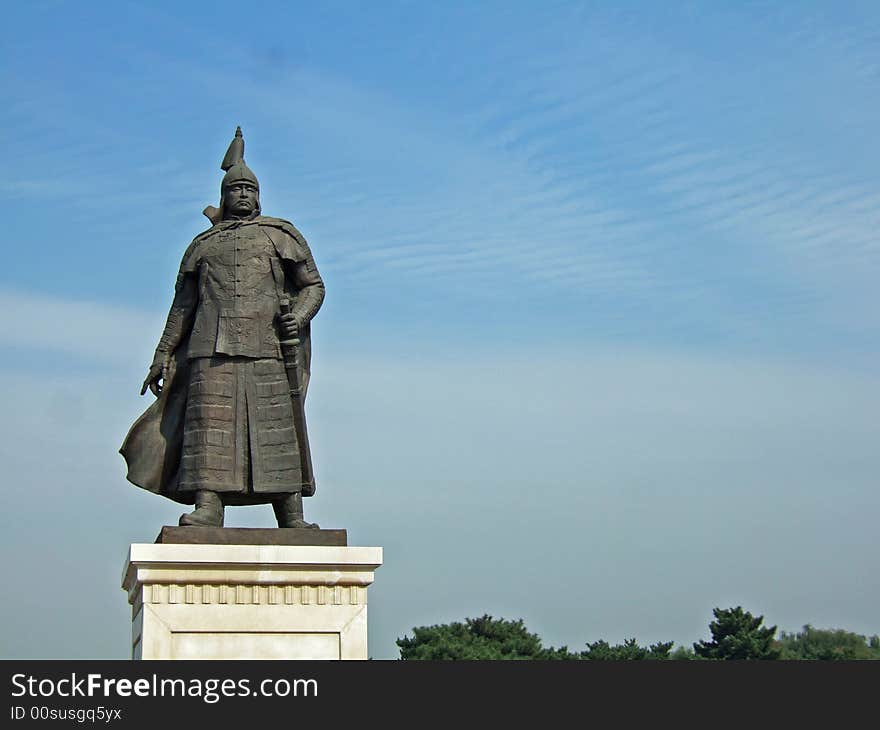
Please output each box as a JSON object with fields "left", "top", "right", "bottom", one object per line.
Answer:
{"left": 119, "top": 216, "right": 315, "bottom": 502}
{"left": 119, "top": 343, "right": 192, "bottom": 503}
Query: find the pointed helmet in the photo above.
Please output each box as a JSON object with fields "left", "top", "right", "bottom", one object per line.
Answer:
{"left": 204, "top": 126, "right": 260, "bottom": 223}
{"left": 220, "top": 126, "right": 259, "bottom": 191}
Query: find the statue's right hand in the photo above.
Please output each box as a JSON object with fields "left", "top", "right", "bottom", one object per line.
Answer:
{"left": 140, "top": 363, "right": 165, "bottom": 397}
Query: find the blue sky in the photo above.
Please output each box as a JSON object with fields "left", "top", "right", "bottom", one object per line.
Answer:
{"left": 1, "top": 1, "right": 878, "bottom": 658}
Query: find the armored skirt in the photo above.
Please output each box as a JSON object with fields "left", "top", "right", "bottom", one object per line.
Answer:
{"left": 177, "top": 356, "right": 305, "bottom": 501}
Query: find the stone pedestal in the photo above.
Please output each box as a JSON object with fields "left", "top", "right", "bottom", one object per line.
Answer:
{"left": 122, "top": 542, "right": 382, "bottom": 660}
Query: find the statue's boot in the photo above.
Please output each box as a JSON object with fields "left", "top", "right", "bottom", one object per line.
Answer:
{"left": 273, "top": 492, "right": 319, "bottom": 529}
{"left": 179, "top": 490, "right": 224, "bottom": 527}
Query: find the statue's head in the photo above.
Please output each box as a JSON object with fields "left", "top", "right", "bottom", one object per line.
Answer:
{"left": 204, "top": 127, "right": 261, "bottom": 223}
{"left": 221, "top": 167, "right": 260, "bottom": 219}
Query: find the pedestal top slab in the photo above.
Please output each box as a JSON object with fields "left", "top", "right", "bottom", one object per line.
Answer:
{"left": 122, "top": 544, "right": 383, "bottom": 593}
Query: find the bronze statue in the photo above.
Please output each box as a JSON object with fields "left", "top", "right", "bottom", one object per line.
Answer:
{"left": 121, "top": 127, "right": 324, "bottom": 528}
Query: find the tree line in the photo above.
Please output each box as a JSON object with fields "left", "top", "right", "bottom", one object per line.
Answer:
{"left": 397, "top": 607, "right": 880, "bottom": 660}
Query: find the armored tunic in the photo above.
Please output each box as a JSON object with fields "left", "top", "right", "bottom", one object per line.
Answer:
{"left": 185, "top": 223, "right": 285, "bottom": 359}
{"left": 120, "top": 215, "right": 324, "bottom": 502}
{"left": 178, "top": 222, "right": 295, "bottom": 494}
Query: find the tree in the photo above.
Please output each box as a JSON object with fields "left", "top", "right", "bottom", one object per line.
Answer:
{"left": 398, "top": 609, "right": 878, "bottom": 661}
{"left": 693, "top": 606, "right": 780, "bottom": 660}
{"left": 669, "top": 645, "right": 698, "bottom": 660}
{"left": 397, "top": 615, "right": 678, "bottom": 660}
{"left": 397, "top": 615, "right": 553, "bottom": 660}
{"left": 581, "top": 638, "right": 674, "bottom": 660}
{"left": 777, "top": 625, "right": 880, "bottom": 660}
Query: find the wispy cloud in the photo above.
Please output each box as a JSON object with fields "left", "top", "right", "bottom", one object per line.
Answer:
{"left": 0, "top": 289, "right": 159, "bottom": 365}
{"left": 4, "top": 3, "right": 878, "bottom": 356}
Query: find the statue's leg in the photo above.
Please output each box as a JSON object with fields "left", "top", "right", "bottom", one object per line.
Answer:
{"left": 273, "top": 492, "right": 319, "bottom": 529}
{"left": 179, "top": 490, "right": 225, "bottom": 527}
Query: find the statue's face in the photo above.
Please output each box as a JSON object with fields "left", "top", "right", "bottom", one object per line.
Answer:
{"left": 224, "top": 181, "right": 259, "bottom": 217}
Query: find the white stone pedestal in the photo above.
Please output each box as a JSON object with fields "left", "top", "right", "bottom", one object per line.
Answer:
{"left": 122, "top": 544, "right": 382, "bottom": 660}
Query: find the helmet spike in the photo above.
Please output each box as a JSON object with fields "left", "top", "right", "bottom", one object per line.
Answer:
{"left": 221, "top": 126, "right": 245, "bottom": 172}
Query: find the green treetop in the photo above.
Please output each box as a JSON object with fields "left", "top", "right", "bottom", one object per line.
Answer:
{"left": 694, "top": 606, "right": 780, "bottom": 660}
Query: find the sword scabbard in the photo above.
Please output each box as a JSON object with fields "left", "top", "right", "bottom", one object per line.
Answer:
{"left": 279, "top": 299, "right": 315, "bottom": 495}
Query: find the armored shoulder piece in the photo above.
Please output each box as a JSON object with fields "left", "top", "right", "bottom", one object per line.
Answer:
{"left": 258, "top": 217, "right": 319, "bottom": 273}
{"left": 178, "top": 225, "right": 222, "bottom": 274}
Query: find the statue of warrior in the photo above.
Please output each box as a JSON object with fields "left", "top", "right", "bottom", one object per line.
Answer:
{"left": 121, "top": 127, "right": 324, "bottom": 528}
